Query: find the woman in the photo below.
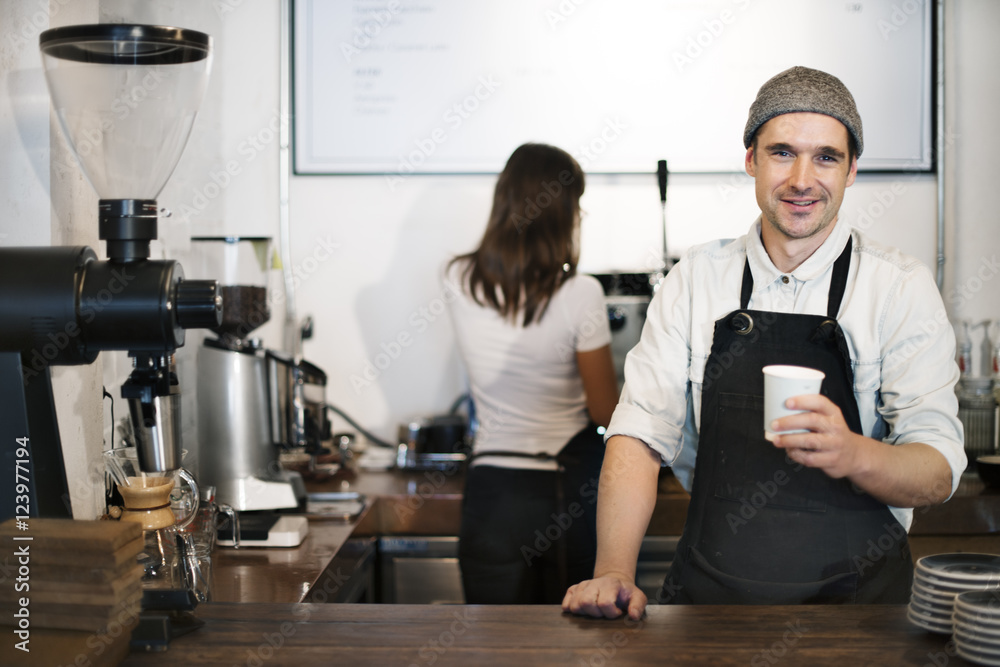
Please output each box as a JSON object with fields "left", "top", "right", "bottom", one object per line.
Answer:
{"left": 444, "top": 143, "right": 619, "bottom": 604}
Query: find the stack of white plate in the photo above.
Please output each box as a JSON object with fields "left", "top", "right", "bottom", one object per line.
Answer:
{"left": 907, "top": 553, "right": 1000, "bottom": 635}
{"left": 954, "top": 590, "right": 1000, "bottom": 666}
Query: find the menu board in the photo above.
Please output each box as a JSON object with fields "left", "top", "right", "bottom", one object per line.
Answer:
{"left": 293, "top": 0, "right": 933, "bottom": 174}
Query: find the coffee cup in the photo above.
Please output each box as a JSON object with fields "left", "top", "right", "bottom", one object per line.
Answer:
{"left": 763, "top": 365, "right": 825, "bottom": 441}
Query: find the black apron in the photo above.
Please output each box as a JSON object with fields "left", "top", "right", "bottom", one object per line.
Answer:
{"left": 661, "top": 238, "right": 913, "bottom": 605}
{"left": 465, "top": 421, "right": 605, "bottom": 593}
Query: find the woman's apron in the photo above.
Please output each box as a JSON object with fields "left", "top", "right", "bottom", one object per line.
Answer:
{"left": 465, "top": 421, "right": 605, "bottom": 593}
{"left": 662, "top": 238, "right": 913, "bottom": 604}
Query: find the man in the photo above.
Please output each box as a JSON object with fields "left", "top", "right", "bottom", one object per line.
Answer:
{"left": 562, "top": 66, "right": 966, "bottom": 618}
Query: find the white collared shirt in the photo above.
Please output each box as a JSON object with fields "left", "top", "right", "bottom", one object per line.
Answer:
{"left": 607, "top": 217, "right": 966, "bottom": 530}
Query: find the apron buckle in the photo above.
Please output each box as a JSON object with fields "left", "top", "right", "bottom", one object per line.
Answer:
{"left": 730, "top": 312, "right": 754, "bottom": 335}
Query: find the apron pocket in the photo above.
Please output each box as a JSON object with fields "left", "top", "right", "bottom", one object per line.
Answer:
{"left": 681, "top": 545, "right": 858, "bottom": 605}
{"left": 712, "top": 392, "right": 827, "bottom": 512}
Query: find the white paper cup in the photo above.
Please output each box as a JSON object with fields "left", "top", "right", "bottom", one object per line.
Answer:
{"left": 763, "top": 365, "right": 825, "bottom": 441}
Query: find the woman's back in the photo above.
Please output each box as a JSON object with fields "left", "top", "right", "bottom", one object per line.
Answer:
{"left": 445, "top": 260, "right": 610, "bottom": 467}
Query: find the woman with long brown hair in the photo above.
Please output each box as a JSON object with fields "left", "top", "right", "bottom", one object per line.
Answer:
{"left": 444, "top": 143, "right": 619, "bottom": 604}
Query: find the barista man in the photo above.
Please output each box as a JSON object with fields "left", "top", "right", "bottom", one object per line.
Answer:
{"left": 563, "top": 66, "right": 966, "bottom": 617}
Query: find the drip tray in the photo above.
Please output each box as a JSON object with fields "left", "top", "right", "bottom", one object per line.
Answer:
{"left": 217, "top": 512, "right": 308, "bottom": 548}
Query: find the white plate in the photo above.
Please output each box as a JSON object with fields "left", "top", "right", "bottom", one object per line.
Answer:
{"left": 957, "top": 641, "right": 1000, "bottom": 667}
{"left": 955, "top": 608, "right": 1000, "bottom": 631}
{"left": 955, "top": 626, "right": 1000, "bottom": 653}
{"left": 907, "top": 607, "right": 954, "bottom": 634}
{"left": 913, "top": 574, "right": 961, "bottom": 593}
{"left": 917, "top": 575, "right": 999, "bottom": 595}
{"left": 957, "top": 590, "right": 1000, "bottom": 613}
{"left": 955, "top": 613, "right": 1000, "bottom": 639}
{"left": 917, "top": 554, "right": 1000, "bottom": 583}
{"left": 909, "top": 595, "right": 952, "bottom": 619}
{"left": 911, "top": 583, "right": 957, "bottom": 606}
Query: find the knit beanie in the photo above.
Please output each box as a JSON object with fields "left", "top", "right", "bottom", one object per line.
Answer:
{"left": 743, "top": 66, "right": 863, "bottom": 157}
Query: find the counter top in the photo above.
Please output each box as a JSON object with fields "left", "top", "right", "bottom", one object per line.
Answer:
{"left": 120, "top": 603, "right": 964, "bottom": 666}
{"left": 210, "top": 467, "right": 1000, "bottom": 604}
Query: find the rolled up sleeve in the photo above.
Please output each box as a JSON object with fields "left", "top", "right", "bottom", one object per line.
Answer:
{"left": 607, "top": 259, "right": 695, "bottom": 467}
{"left": 876, "top": 264, "right": 967, "bottom": 499}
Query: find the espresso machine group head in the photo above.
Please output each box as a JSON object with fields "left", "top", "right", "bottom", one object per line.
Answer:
{"left": 0, "top": 24, "right": 219, "bottom": 522}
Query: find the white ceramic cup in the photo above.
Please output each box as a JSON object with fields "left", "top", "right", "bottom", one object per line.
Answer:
{"left": 763, "top": 365, "right": 825, "bottom": 441}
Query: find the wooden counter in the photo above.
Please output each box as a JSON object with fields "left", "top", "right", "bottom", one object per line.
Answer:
{"left": 120, "top": 603, "right": 967, "bottom": 666}
{"left": 209, "top": 467, "right": 1000, "bottom": 604}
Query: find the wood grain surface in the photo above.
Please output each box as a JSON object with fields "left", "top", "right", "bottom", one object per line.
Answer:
{"left": 118, "top": 603, "right": 968, "bottom": 666}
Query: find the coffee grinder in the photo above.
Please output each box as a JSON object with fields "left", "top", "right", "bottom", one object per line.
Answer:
{"left": 191, "top": 237, "right": 309, "bottom": 547}
{"left": 191, "top": 237, "right": 308, "bottom": 511}
{"left": 0, "top": 23, "right": 220, "bottom": 648}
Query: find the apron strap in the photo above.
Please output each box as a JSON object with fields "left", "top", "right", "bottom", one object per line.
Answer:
{"left": 826, "top": 236, "right": 853, "bottom": 319}
{"left": 465, "top": 450, "right": 557, "bottom": 463}
{"left": 740, "top": 236, "right": 854, "bottom": 317}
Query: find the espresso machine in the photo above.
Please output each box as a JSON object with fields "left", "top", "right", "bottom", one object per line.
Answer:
{"left": 0, "top": 23, "right": 219, "bottom": 648}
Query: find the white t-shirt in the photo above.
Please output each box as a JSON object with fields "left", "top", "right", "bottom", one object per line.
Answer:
{"left": 444, "top": 260, "right": 612, "bottom": 470}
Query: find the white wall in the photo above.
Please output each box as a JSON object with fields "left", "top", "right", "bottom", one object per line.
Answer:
{"left": 1, "top": 1, "right": 998, "bottom": 515}
{"left": 290, "top": 1, "right": 999, "bottom": 444}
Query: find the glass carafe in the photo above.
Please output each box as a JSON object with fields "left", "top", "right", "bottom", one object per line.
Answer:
{"left": 104, "top": 447, "right": 201, "bottom": 592}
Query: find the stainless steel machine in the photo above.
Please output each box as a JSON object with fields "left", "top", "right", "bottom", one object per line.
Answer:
{"left": 0, "top": 23, "right": 220, "bottom": 649}
{"left": 191, "top": 237, "right": 310, "bottom": 517}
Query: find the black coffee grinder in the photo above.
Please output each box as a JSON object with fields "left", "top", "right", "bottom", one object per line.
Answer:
{"left": 0, "top": 24, "right": 218, "bottom": 529}
{"left": 0, "top": 23, "right": 223, "bottom": 650}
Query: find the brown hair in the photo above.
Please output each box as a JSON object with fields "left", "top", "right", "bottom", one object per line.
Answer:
{"left": 450, "top": 143, "right": 585, "bottom": 326}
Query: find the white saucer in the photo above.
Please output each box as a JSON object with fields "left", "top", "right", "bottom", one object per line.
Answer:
{"left": 909, "top": 595, "right": 951, "bottom": 619}
{"left": 911, "top": 584, "right": 956, "bottom": 609}
{"left": 907, "top": 606, "right": 954, "bottom": 634}
{"left": 917, "top": 554, "right": 1000, "bottom": 583}
{"left": 956, "top": 641, "right": 1000, "bottom": 667}
{"left": 955, "top": 612, "right": 1000, "bottom": 638}
{"left": 955, "top": 625, "right": 1000, "bottom": 653}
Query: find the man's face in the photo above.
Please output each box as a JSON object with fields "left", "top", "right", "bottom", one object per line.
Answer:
{"left": 745, "top": 112, "right": 857, "bottom": 243}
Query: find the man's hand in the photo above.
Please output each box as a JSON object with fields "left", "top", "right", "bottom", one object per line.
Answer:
{"left": 769, "top": 393, "right": 954, "bottom": 507}
{"left": 562, "top": 573, "right": 647, "bottom": 621}
{"left": 768, "top": 393, "right": 862, "bottom": 478}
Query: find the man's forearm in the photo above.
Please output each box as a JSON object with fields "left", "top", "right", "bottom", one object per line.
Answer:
{"left": 849, "top": 439, "right": 954, "bottom": 508}
{"left": 593, "top": 435, "right": 663, "bottom": 580}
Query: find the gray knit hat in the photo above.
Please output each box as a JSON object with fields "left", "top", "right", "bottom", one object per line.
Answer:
{"left": 743, "top": 66, "right": 863, "bottom": 157}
